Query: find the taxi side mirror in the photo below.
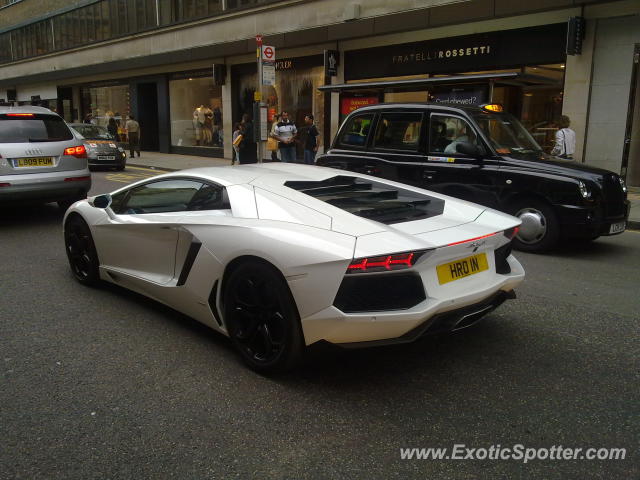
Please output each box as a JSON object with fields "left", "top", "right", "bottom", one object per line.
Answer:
{"left": 93, "top": 194, "right": 112, "bottom": 209}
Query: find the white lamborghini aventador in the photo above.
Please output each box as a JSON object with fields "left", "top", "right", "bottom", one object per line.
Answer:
{"left": 63, "top": 163, "right": 524, "bottom": 372}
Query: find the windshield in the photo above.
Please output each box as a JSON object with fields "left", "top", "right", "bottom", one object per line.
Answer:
{"left": 72, "top": 125, "right": 114, "bottom": 140}
{"left": 472, "top": 112, "right": 543, "bottom": 155}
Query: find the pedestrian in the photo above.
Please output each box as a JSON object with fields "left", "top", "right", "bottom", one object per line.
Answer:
{"left": 232, "top": 122, "right": 243, "bottom": 165}
{"left": 83, "top": 113, "right": 93, "bottom": 124}
{"left": 273, "top": 111, "right": 297, "bottom": 163}
{"left": 269, "top": 114, "right": 281, "bottom": 161}
{"left": 551, "top": 115, "right": 576, "bottom": 159}
{"left": 213, "top": 106, "right": 222, "bottom": 146}
{"left": 238, "top": 113, "right": 257, "bottom": 164}
{"left": 303, "top": 114, "right": 319, "bottom": 165}
{"left": 107, "top": 117, "right": 119, "bottom": 141}
{"left": 125, "top": 115, "right": 141, "bottom": 158}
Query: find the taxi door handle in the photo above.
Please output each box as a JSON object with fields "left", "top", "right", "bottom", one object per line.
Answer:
{"left": 422, "top": 170, "right": 437, "bottom": 180}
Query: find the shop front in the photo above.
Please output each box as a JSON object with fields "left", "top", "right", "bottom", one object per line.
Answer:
{"left": 232, "top": 54, "right": 325, "bottom": 160}
{"left": 76, "top": 69, "right": 223, "bottom": 157}
{"left": 168, "top": 69, "right": 224, "bottom": 157}
{"left": 322, "top": 24, "right": 568, "bottom": 153}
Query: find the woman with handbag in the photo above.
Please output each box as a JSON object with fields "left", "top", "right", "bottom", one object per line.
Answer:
{"left": 232, "top": 123, "right": 243, "bottom": 165}
{"left": 269, "top": 114, "right": 281, "bottom": 161}
{"left": 551, "top": 115, "right": 576, "bottom": 160}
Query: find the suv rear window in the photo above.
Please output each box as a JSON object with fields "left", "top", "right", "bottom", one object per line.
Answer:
{"left": 285, "top": 175, "right": 445, "bottom": 225}
{"left": 0, "top": 114, "right": 74, "bottom": 143}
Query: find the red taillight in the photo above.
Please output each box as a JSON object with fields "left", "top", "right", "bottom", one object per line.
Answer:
{"left": 6, "top": 113, "right": 34, "bottom": 117}
{"left": 64, "top": 176, "right": 90, "bottom": 182}
{"left": 64, "top": 145, "right": 87, "bottom": 158}
{"left": 504, "top": 226, "right": 520, "bottom": 240}
{"left": 446, "top": 232, "right": 498, "bottom": 247}
{"left": 347, "top": 252, "right": 422, "bottom": 274}
{"left": 0, "top": 183, "right": 11, "bottom": 187}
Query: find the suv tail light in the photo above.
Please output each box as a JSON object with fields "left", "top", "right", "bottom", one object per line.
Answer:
{"left": 64, "top": 145, "right": 87, "bottom": 158}
{"left": 346, "top": 251, "right": 426, "bottom": 274}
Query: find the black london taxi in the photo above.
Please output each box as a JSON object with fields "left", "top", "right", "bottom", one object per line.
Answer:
{"left": 316, "top": 103, "right": 630, "bottom": 252}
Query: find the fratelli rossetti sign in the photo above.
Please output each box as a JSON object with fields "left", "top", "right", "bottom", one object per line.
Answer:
{"left": 345, "top": 24, "right": 566, "bottom": 80}
{"left": 392, "top": 45, "right": 492, "bottom": 65}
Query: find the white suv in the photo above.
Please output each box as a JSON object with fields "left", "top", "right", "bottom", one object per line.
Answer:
{"left": 0, "top": 106, "right": 91, "bottom": 210}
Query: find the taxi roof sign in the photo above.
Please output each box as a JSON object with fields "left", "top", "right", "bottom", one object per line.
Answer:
{"left": 481, "top": 104, "right": 504, "bottom": 112}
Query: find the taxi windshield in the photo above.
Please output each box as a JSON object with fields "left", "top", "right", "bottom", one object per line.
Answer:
{"left": 72, "top": 125, "right": 114, "bottom": 140}
{"left": 472, "top": 112, "right": 543, "bottom": 155}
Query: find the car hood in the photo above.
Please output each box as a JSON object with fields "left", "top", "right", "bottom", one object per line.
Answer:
{"left": 502, "top": 152, "right": 615, "bottom": 180}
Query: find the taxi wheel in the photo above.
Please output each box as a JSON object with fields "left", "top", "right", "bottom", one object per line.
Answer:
{"left": 116, "top": 164, "right": 125, "bottom": 171}
{"left": 64, "top": 215, "right": 100, "bottom": 286}
{"left": 509, "top": 198, "right": 560, "bottom": 253}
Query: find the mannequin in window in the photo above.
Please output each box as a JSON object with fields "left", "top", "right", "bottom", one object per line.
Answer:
{"left": 193, "top": 105, "right": 213, "bottom": 146}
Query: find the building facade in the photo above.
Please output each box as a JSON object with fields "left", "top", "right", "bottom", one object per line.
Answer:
{"left": 0, "top": 0, "right": 638, "bottom": 185}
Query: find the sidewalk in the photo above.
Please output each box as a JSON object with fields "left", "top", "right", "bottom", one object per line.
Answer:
{"left": 129, "top": 151, "right": 640, "bottom": 230}
{"left": 128, "top": 150, "right": 231, "bottom": 171}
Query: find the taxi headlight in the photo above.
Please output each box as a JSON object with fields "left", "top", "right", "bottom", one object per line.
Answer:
{"left": 619, "top": 176, "right": 627, "bottom": 193}
{"left": 578, "top": 181, "right": 591, "bottom": 199}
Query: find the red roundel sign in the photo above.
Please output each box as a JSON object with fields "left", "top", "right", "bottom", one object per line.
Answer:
{"left": 262, "top": 46, "right": 275, "bottom": 61}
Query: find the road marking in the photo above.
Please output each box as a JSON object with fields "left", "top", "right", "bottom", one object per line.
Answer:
{"left": 126, "top": 166, "right": 170, "bottom": 173}
{"left": 105, "top": 170, "right": 163, "bottom": 183}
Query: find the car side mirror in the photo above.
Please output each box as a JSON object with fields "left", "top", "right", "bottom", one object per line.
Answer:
{"left": 456, "top": 141, "right": 484, "bottom": 159}
{"left": 93, "top": 194, "right": 112, "bottom": 209}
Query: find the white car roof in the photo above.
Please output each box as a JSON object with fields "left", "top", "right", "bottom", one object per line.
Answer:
{"left": 0, "top": 105, "right": 57, "bottom": 115}
{"left": 173, "top": 163, "right": 342, "bottom": 187}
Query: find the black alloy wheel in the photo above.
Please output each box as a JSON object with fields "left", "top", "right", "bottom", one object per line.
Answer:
{"left": 64, "top": 215, "right": 100, "bottom": 285}
{"left": 223, "top": 262, "right": 304, "bottom": 373}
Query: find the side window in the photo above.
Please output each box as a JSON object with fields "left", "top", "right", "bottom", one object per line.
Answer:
{"left": 116, "top": 179, "right": 203, "bottom": 214}
{"left": 188, "top": 183, "right": 230, "bottom": 211}
{"left": 429, "top": 115, "right": 479, "bottom": 155}
{"left": 338, "top": 114, "right": 374, "bottom": 148}
{"left": 373, "top": 112, "right": 422, "bottom": 151}
{"left": 110, "top": 190, "right": 127, "bottom": 213}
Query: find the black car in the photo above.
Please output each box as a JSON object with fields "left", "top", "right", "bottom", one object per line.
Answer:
{"left": 317, "top": 103, "right": 630, "bottom": 252}
{"left": 69, "top": 123, "right": 127, "bottom": 171}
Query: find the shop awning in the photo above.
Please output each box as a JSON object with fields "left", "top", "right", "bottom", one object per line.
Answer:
{"left": 317, "top": 72, "right": 560, "bottom": 92}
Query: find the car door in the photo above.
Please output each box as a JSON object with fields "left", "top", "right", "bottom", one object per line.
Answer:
{"left": 418, "top": 111, "right": 500, "bottom": 207}
{"left": 95, "top": 178, "right": 205, "bottom": 284}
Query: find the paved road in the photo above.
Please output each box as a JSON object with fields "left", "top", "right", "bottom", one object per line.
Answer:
{"left": 1, "top": 169, "right": 638, "bottom": 479}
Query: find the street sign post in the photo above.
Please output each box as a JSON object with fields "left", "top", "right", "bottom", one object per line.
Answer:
{"left": 262, "top": 45, "right": 276, "bottom": 61}
{"left": 256, "top": 41, "right": 276, "bottom": 162}
{"left": 262, "top": 62, "right": 276, "bottom": 86}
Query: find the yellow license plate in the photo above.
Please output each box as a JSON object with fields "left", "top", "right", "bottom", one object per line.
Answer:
{"left": 437, "top": 253, "right": 489, "bottom": 285}
{"left": 16, "top": 157, "right": 54, "bottom": 167}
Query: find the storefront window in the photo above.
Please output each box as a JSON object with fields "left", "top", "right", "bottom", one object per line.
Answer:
{"left": 233, "top": 56, "right": 325, "bottom": 158}
{"left": 169, "top": 76, "right": 223, "bottom": 148}
{"left": 80, "top": 84, "right": 130, "bottom": 129}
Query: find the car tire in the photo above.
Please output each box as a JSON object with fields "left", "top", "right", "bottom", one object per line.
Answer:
{"left": 223, "top": 261, "right": 304, "bottom": 373}
{"left": 116, "top": 164, "right": 125, "bottom": 171}
{"left": 64, "top": 214, "right": 101, "bottom": 286}
{"left": 509, "top": 198, "right": 560, "bottom": 253}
